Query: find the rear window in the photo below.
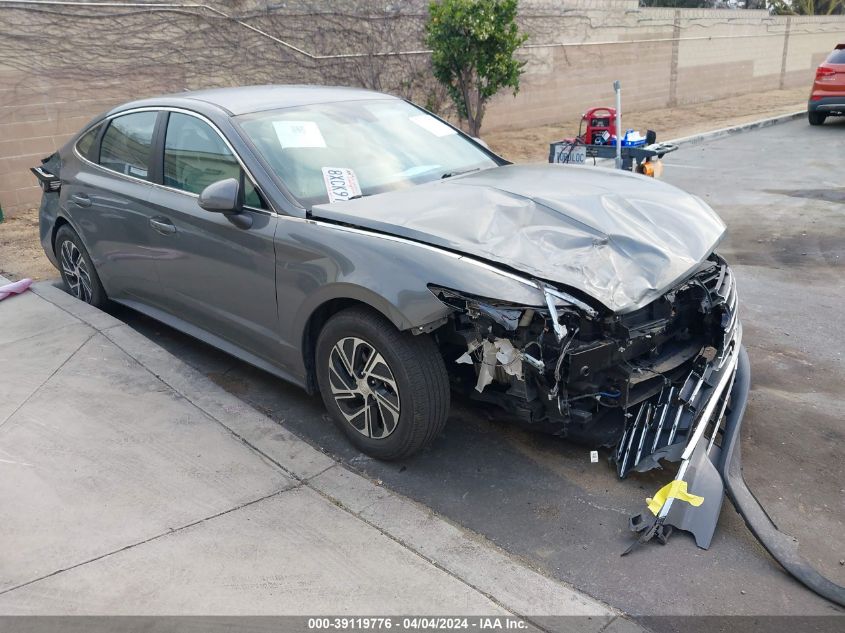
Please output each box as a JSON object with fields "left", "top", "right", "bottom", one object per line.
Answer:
{"left": 827, "top": 48, "right": 845, "bottom": 64}
{"left": 75, "top": 124, "right": 101, "bottom": 162}
{"left": 99, "top": 111, "right": 158, "bottom": 181}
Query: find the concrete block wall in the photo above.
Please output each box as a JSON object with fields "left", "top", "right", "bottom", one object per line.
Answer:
{"left": 0, "top": 71, "right": 189, "bottom": 217}
{"left": 0, "top": 73, "right": 128, "bottom": 215}
{"left": 1, "top": 1, "right": 844, "bottom": 216}
{"left": 484, "top": 7, "right": 845, "bottom": 131}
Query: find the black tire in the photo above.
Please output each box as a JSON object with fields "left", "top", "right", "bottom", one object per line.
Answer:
{"left": 315, "top": 306, "right": 450, "bottom": 460}
{"left": 808, "top": 111, "right": 826, "bottom": 126}
{"left": 54, "top": 224, "right": 109, "bottom": 309}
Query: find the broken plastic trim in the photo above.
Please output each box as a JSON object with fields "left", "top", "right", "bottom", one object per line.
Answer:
{"left": 719, "top": 348, "right": 845, "bottom": 608}
{"left": 30, "top": 165, "right": 61, "bottom": 192}
{"left": 459, "top": 338, "right": 527, "bottom": 393}
{"left": 537, "top": 280, "right": 567, "bottom": 341}
{"left": 534, "top": 280, "right": 599, "bottom": 319}
{"left": 626, "top": 344, "right": 845, "bottom": 608}
{"left": 427, "top": 285, "right": 528, "bottom": 332}
{"left": 624, "top": 323, "right": 742, "bottom": 553}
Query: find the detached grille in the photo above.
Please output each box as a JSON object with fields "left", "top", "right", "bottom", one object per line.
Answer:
{"left": 615, "top": 258, "right": 740, "bottom": 477}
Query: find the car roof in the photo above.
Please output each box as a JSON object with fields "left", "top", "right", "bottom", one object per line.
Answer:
{"left": 107, "top": 84, "right": 396, "bottom": 117}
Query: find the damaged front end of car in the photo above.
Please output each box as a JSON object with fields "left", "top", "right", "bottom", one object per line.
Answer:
{"left": 429, "top": 252, "right": 743, "bottom": 550}
{"left": 427, "top": 252, "right": 845, "bottom": 608}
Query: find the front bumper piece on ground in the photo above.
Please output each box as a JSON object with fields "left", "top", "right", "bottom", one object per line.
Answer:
{"left": 622, "top": 318, "right": 744, "bottom": 553}
{"left": 620, "top": 326, "right": 845, "bottom": 608}
{"left": 617, "top": 257, "right": 742, "bottom": 550}
{"left": 721, "top": 348, "right": 845, "bottom": 608}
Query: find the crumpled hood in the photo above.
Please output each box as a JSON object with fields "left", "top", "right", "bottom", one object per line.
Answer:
{"left": 311, "top": 164, "right": 726, "bottom": 313}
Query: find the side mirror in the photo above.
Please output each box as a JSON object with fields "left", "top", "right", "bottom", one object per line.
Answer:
{"left": 198, "top": 178, "right": 241, "bottom": 214}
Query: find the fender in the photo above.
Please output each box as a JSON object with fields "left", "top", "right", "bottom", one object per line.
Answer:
{"left": 294, "top": 281, "right": 449, "bottom": 337}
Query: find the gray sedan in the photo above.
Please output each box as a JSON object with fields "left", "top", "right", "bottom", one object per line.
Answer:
{"left": 33, "top": 86, "right": 744, "bottom": 540}
{"left": 35, "top": 86, "right": 845, "bottom": 606}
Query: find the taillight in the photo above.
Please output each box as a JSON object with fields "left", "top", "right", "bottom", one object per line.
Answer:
{"left": 30, "top": 166, "right": 61, "bottom": 193}
{"left": 816, "top": 66, "right": 836, "bottom": 80}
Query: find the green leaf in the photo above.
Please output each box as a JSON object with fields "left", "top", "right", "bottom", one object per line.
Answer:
{"left": 425, "top": 0, "right": 528, "bottom": 135}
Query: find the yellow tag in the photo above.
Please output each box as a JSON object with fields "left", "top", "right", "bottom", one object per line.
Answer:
{"left": 647, "top": 480, "right": 704, "bottom": 515}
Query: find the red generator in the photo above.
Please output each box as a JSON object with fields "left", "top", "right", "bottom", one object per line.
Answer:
{"left": 581, "top": 107, "right": 617, "bottom": 145}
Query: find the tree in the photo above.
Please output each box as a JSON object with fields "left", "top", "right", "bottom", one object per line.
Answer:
{"left": 425, "top": 0, "right": 528, "bottom": 136}
{"left": 638, "top": 1, "right": 709, "bottom": 7}
{"left": 768, "top": 0, "right": 845, "bottom": 13}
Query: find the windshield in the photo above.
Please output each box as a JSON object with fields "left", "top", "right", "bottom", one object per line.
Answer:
{"left": 236, "top": 99, "right": 499, "bottom": 207}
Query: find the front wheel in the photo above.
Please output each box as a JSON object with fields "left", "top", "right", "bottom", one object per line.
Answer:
{"left": 55, "top": 225, "right": 109, "bottom": 308}
{"left": 808, "top": 111, "right": 826, "bottom": 126}
{"left": 315, "top": 307, "right": 450, "bottom": 460}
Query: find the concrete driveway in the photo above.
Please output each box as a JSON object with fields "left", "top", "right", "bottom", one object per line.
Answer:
{"left": 0, "top": 278, "right": 619, "bottom": 627}
{"left": 109, "top": 116, "right": 844, "bottom": 619}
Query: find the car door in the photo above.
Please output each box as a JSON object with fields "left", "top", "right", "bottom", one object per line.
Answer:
{"left": 145, "top": 110, "right": 281, "bottom": 363}
{"left": 63, "top": 110, "right": 164, "bottom": 303}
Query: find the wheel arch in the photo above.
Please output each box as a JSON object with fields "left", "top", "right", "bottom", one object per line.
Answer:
{"left": 301, "top": 297, "right": 393, "bottom": 396}
{"left": 51, "top": 211, "right": 111, "bottom": 296}
{"left": 297, "top": 284, "right": 449, "bottom": 396}
{"left": 52, "top": 212, "right": 93, "bottom": 260}
{"left": 51, "top": 215, "right": 72, "bottom": 253}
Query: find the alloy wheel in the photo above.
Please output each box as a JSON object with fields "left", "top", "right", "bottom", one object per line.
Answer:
{"left": 60, "top": 239, "right": 92, "bottom": 303}
{"left": 328, "top": 336, "right": 401, "bottom": 439}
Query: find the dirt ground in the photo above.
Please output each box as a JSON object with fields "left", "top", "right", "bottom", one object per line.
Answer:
{"left": 0, "top": 86, "right": 810, "bottom": 283}
{"left": 484, "top": 86, "right": 810, "bottom": 163}
{"left": 0, "top": 212, "right": 55, "bottom": 282}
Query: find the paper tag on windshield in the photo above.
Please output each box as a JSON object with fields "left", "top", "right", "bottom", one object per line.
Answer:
{"left": 322, "top": 167, "right": 362, "bottom": 203}
{"left": 590, "top": 450, "right": 599, "bottom": 464}
{"left": 272, "top": 121, "right": 326, "bottom": 148}
{"left": 409, "top": 114, "right": 456, "bottom": 137}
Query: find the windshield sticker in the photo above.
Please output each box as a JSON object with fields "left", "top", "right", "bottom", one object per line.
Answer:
{"left": 126, "top": 165, "right": 148, "bottom": 179}
{"left": 322, "top": 167, "right": 362, "bottom": 203}
{"left": 272, "top": 121, "right": 326, "bottom": 148}
{"left": 409, "top": 115, "right": 456, "bottom": 137}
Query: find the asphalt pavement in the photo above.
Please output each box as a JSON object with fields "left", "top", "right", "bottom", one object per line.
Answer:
{"left": 113, "top": 116, "right": 845, "bottom": 619}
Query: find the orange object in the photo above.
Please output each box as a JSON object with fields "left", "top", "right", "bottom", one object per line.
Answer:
{"left": 808, "top": 43, "right": 845, "bottom": 125}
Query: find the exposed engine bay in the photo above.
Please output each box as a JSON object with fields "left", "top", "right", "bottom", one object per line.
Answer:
{"left": 429, "top": 252, "right": 742, "bottom": 551}
{"left": 431, "top": 253, "right": 735, "bottom": 467}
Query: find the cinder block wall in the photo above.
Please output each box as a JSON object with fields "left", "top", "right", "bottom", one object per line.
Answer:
{"left": 1, "top": 76, "right": 198, "bottom": 217}
{"left": 484, "top": 6, "right": 845, "bottom": 130}
{"left": 1, "top": 1, "right": 844, "bottom": 217}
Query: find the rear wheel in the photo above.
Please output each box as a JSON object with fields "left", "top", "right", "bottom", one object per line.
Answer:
{"left": 315, "top": 307, "right": 450, "bottom": 460}
{"left": 55, "top": 225, "right": 108, "bottom": 308}
{"left": 808, "top": 111, "right": 827, "bottom": 126}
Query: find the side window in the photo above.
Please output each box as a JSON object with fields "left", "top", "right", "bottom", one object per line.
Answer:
{"left": 164, "top": 113, "right": 264, "bottom": 208}
{"left": 75, "top": 123, "right": 102, "bottom": 162}
{"left": 99, "top": 111, "right": 157, "bottom": 180}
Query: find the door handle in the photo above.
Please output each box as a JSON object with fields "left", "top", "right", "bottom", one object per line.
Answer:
{"left": 69, "top": 193, "right": 92, "bottom": 208}
{"left": 149, "top": 217, "right": 176, "bottom": 235}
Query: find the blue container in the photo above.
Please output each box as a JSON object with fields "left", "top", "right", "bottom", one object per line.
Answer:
{"left": 620, "top": 129, "right": 647, "bottom": 147}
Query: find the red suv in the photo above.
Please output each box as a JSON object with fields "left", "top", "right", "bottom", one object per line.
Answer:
{"left": 808, "top": 43, "right": 845, "bottom": 125}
